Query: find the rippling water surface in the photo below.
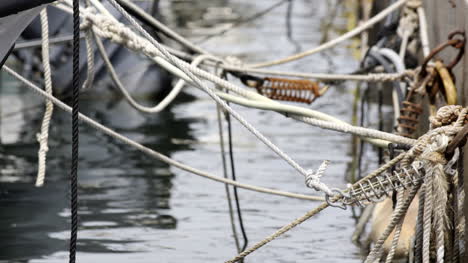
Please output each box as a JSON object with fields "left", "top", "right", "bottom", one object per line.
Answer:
{"left": 0, "top": 0, "right": 375, "bottom": 262}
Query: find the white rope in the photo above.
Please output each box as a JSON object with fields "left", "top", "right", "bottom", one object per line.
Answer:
{"left": 248, "top": 0, "right": 409, "bottom": 68}
{"left": 94, "top": 31, "right": 216, "bottom": 113}
{"left": 377, "top": 47, "right": 407, "bottom": 123}
{"left": 35, "top": 9, "right": 55, "bottom": 187}
{"left": 107, "top": 0, "right": 208, "bottom": 55}
{"left": 213, "top": 91, "right": 416, "bottom": 146}
{"left": 304, "top": 160, "right": 332, "bottom": 195}
{"left": 62, "top": 4, "right": 415, "bottom": 149}
{"left": 59, "top": 0, "right": 414, "bottom": 86}
{"left": 67, "top": 0, "right": 419, "bottom": 196}
{"left": 397, "top": 5, "right": 418, "bottom": 58}
{"left": 384, "top": 190, "right": 405, "bottom": 263}
{"left": 417, "top": 6, "right": 430, "bottom": 57}
{"left": 3, "top": 65, "right": 324, "bottom": 202}
{"left": 293, "top": 116, "right": 415, "bottom": 146}
{"left": 104, "top": 0, "right": 344, "bottom": 195}
{"left": 216, "top": 64, "right": 412, "bottom": 82}
{"left": 82, "top": 30, "right": 95, "bottom": 91}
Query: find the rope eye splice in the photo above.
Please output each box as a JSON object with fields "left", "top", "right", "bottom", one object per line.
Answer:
{"left": 238, "top": 74, "right": 329, "bottom": 104}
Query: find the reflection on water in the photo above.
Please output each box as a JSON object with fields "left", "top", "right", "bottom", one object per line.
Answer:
{"left": 1, "top": 0, "right": 369, "bottom": 262}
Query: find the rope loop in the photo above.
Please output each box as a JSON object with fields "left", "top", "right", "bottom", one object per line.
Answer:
{"left": 304, "top": 160, "right": 333, "bottom": 196}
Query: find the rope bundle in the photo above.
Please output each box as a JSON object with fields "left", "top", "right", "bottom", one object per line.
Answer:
{"left": 365, "top": 106, "right": 467, "bottom": 262}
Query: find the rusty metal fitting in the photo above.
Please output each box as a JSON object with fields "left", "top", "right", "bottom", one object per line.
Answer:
{"left": 242, "top": 76, "right": 328, "bottom": 104}
{"left": 420, "top": 30, "right": 466, "bottom": 76}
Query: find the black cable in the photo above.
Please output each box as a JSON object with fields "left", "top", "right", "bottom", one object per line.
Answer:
{"left": 225, "top": 112, "right": 249, "bottom": 255}
{"left": 69, "top": 0, "right": 80, "bottom": 262}
{"left": 223, "top": 82, "right": 248, "bottom": 255}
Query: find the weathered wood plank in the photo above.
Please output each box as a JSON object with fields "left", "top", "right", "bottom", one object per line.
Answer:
{"left": 423, "top": 0, "right": 467, "bottom": 261}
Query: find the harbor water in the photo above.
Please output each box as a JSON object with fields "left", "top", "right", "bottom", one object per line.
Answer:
{"left": 0, "top": 0, "right": 379, "bottom": 262}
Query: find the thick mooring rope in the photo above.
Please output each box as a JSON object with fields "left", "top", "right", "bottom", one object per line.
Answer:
{"left": 384, "top": 191, "right": 405, "bottom": 263}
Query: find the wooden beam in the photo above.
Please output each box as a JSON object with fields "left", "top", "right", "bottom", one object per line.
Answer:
{"left": 423, "top": 0, "right": 467, "bottom": 260}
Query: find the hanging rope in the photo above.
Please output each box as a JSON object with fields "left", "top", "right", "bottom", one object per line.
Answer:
{"left": 69, "top": 0, "right": 80, "bottom": 261}
{"left": 36, "top": 9, "right": 55, "bottom": 187}
{"left": 225, "top": 102, "right": 249, "bottom": 254}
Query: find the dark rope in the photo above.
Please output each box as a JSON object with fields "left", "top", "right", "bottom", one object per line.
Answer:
{"left": 224, "top": 94, "right": 249, "bottom": 256}
{"left": 69, "top": 0, "right": 80, "bottom": 262}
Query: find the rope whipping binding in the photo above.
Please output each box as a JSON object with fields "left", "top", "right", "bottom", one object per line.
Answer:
{"left": 69, "top": 0, "right": 80, "bottom": 261}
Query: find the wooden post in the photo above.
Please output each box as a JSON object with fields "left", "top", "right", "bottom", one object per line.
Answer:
{"left": 422, "top": 0, "right": 467, "bottom": 260}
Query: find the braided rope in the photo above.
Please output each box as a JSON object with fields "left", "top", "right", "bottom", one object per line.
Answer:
{"left": 422, "top": 166, "right": 434, "bottom": 263}
{"left": 36, "top": 9, "right": 54, "bottom": 187}
{"left": 81, "top": 30, "right": 95, "bottom": 91}
{"left": 69, "top": 0, "right": 80, "bottom": 261}
{"left": 384, "top": 191, "right": 405, "bottom": 263}
{"left": 414, "top": 185, "right": 425, "bottom": 262}
{"left": 365, "top": 183, "right": 421, "bottom": 263}
{"left": 433, "top": 164, "right": 448, "bottom": 263}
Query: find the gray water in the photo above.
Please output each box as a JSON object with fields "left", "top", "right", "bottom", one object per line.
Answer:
{"left": 0, "top": 0, "right": 377, "bottom": 262}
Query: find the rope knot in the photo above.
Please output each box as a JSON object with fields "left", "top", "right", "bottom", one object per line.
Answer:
{"left": 79, "top": 7, "right": 97, "bottom": 31}
{"left": 430, "top": 105, "right": 466, "bottom": 128}
{"left": 304, "top": 160, "right": 332, "bottom": 195}
{"left": 420, "top": 151, "right": 447, "bottom": 165}
{"left": 36, "top": 133, "right": 50, "bottom": 153}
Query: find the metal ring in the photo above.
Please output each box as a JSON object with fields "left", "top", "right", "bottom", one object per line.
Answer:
{"left": 325, "top": 188, "right": 348, "bottom": 210}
